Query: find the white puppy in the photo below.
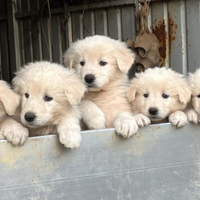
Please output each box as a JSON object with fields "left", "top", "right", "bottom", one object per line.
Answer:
{"left": 12, "top": 61, "right": 86, "bottom": 148}
{"left": 127, "top": 67, "right": 191, "bottom": 127}
{"left": 64, "top": 35, "right": 139, "bottom": 138}
{"left": 187, "top": 69, "right": 200, "bottom": 124}
{"left": 0, "top": 81, "right": 28, "bottom": 145}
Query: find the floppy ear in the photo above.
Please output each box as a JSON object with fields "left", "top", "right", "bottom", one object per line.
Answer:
{"left": 0, "top": 82, "right": 20, "bottom": 115}
{"left": 127, "top": 84, "right": 137, "bottom": 102}
{"left": 115, "top": 47, "right": 135, "bottom": 73}
{"left": 63, "top": 50, "right": 74, "bottom": 69}
{"left": 63, "top": 75, "right": 87, "bottom": 106}
{"left": 12, "top": 67, "right": 27, "bottom": 95}
{"left": 177, "top": 79, "right": 191, "bottom": 105}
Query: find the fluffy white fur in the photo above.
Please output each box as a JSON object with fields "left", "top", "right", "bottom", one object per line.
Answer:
{"left": 127, "top": 67, "right": 191, "bottom": 128}
{"left": 11, "top": 61, "right": 86, "bottom": 148}
{"left": 0, "top": 80, "right": 28, "bottom": 146}
{"left": 63, "top": 35, "right": 139, "bottom": 138}
{"left": 187, "top": 69, "right": 200, "bottom": 124}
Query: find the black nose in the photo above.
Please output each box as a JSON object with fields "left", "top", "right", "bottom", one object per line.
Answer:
{"left": 84, "top": 74, "right": 95, "bottom": 84}
{"left": 25, "top": 112, "right": 36, "bottom": 122}
{"left": 149, "top": 107, "right": 158, "bottom": 115}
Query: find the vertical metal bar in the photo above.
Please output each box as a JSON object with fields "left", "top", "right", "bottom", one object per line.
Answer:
{"left": 6, "top": 0, "right": 18, "bottom": 79}
{"left": 79, "top": 12, "right": 83, "bottom": 39}
{"left": 180, "top": 0, "right": 187, "bottom": 75}
{"left": 116, "top": 8, "right": 122, "bottom": 40}
{"left": 91, "top": 11, "right": 95, "bottom": 35}
{"left": 103, "top": 10, "right": 108, "bottom": 36}
{"left": 148, "top": 5, "right": 152, "bottom": 32}
{"left": 67, "top": 14, "right": 72, "bottom": 47}
{"left": 163, "top": 2, "right": 169, "bottom": 68}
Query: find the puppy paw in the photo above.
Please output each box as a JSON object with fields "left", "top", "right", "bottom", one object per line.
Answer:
{"left": 187, "top": 109, "right": 199, "bottom": 124}
{"left": 59, "top": 130, "right": 82, "bottom": 149}
{"left": 169, "top": 111, "right": 188, "bottom": 128}
{"left": 87, "top": 115, "right": 106, "bottom": 130}
{"left": 134, "top": 114, "right": 151, "bottom": 127}
{"left": 114, "top": 117, "right": 139, "bottom": 138}
{"left": 1, "top": 123, "right": 29, "bottom": 146}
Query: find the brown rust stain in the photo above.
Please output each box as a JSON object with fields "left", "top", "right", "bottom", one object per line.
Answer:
{"left": 153, "top": 16, "right": 178, "bottom": 66}
{"left": 169, "top": 13, "right": 178, "bottom": 55}
{"left": 153, "top": 19, "right": 167, "bottom": 66}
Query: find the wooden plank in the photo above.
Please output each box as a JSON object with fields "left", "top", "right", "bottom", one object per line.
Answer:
{"left": 121, "top": 5, "right": 136, "bottom": 41}
{"left": 51, "top": 15, "right": 62, "bottom": 63}
{"left": 0, "top": 22, "right": 10, "bottom": 82}
{"left": 107, "top": 7, "right": 119, "bottom": 39}
{"left": 83, "top": 11, "right": 92, "bottom": 38}
{"left": 72, "top": 12, "right": 81, "bottom": 42}
{"left": 6, "top": 0, "right": 20, "bottom": 79}
{"left": 68, "top": 0, "right": 136, "bottom": 12}
{"left": 29, "top": 0, "right": 42, "bottom": 61}
{"left": 0, "top": 0, "right": 6, "bottom": 15}
{"left": 94, "top": 9, "right": 105, "bottom": 36}
{"left": 1, "top": 123, "right": 200, "bottom": 200}
{"left": 21, "top": 0, "right": 33, "bottom": 63}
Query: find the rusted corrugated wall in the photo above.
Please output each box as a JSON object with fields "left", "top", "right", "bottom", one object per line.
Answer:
{"left": 0, "top": 0, "right": 199, "bottom": 81}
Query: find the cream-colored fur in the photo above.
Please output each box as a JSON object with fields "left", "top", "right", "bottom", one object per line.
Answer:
{"left": 12, "top": 61, "right": 86, "bottom": 148}
{"left": 127, "top": 67, "right": 191, "bottom": 128}
{"left": 0, "top": 80, "right": 28, "bottom": 146}
{"left": 64, "top": 35, "right": 139, "bottom": 138}
{"left": 187, "top": 69, "right": 200, "bottom": 124}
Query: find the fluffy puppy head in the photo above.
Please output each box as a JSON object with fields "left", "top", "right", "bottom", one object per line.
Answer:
{"left": 13, "top": 61, "right": 86, "bottom": 128}
{"left": 63, "top": 35, "right": 135, "bottom": 91}
{"left": 0, "top": 81, "right": 20, "bottom": 117}
{"left": 127, "top": 67, "right": 191, "bottom": 122}
{"left": 188, "top": 69, "right": 200, "bottom": 115}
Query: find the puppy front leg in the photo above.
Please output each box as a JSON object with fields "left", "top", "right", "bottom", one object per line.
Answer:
{"left": 114, "top": 111, "right": 139, "bottom": 138}
{"left": 81, "top": 100, "right": 105, "bottom": 129}
{"left": 0, "top": 116, "right": 29, "bottom": 146}
{"left": 134, "top": 113, "right": 151, "bottom": 127}
{"left": 186, "top": 108, "right": 199, "bottom": 124}
{"left": 57, "top": 117, "right": 82, "bottom": 149}
{"left": 169, "top": 110, "right": 188, "bottom": 128}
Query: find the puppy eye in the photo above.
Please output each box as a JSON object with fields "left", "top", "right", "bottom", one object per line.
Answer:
{"left": 44, "top": 95, "right": 53, "bottom": 102}
{"left": 197, "top": 94, "right": 200, "bottom": 98}
{"left": 162, "top": 93, "right": 169, "bottom": 99}
{"left": 143, "top": 93, "right": 149, "bottom": 98}
{"left": 99, "top": 61, "right": 107, "bottom": 66}
{"left": 25, "top": 93, "right": 29, "bottom": 98}
{"left": 80, "top": 61, "right": 85, "bottom": 66}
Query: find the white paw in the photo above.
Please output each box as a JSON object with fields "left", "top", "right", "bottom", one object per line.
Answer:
{"left": 134, "top": 114, "right": 151, "bottom": 127}
{"left": 1, "top": 123, "right": 29, "bottom": 146}
{"left": 87, "top": 115, "right": 105, "bottom": 130}
{"left": 169, "top": 111, "right": 188, "bottom": 128}
{"left": 59, "top": 130, "right": 82, "bottom": 149}
{"left": 187, "top": 109, "right": 199, "bottom": 124}
{"left": 114, "top": 117, "right": 139, "bottom": 138}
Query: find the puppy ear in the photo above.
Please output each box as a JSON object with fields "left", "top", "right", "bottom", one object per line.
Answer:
{"left": 64, "top": 74, "right": 87, "bottom": 106}
{"left": 12, "top": 68, "right": 26, "bottom": 95}
{"left": 63, "top": 50, "right": 74, "bottom": 69}
{"left": 0, "top": 81, "right": 20, "bottom": 116}
{"left": 127, "top": 84, "right": 137, "bottom": 102}
{"left": 115, "top": 47, "right": 135, "bottom": 73}
{"left": 177, "top": 79, "right": 191, "bottom": 104}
